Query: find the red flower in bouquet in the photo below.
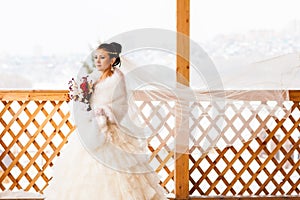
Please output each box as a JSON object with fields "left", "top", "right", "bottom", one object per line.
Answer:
{"left": 68, "top": 76, "right": 94, "bottom": 111}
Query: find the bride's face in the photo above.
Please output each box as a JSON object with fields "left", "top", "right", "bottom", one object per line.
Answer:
{"left": 94, "top": 49, "right": 115, "bottom": 72}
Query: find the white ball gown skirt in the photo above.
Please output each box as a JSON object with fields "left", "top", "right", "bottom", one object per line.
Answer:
{"left": 44, "top": 120, "right": 168, "bottom": 200}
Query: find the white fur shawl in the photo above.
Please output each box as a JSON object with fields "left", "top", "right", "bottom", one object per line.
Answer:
{"left": 72, "top": 68, "right": 128, "bottom": 149}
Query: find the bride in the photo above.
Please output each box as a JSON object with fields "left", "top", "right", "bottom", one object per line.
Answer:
{"left": 44, "top": 42, "right": 168, "bottom": 199}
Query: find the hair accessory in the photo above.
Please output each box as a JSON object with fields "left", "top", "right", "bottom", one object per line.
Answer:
{"left": 107, "top": 51, "right": 118, "bottom": 55}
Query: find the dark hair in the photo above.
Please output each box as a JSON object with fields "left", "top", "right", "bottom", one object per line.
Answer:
{"left": 97, "top": 42, "right": 122, "bottom": 67}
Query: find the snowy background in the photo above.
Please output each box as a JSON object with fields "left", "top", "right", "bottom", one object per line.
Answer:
{"left": 0, "top": 0, "right": 300, "bottom": 89}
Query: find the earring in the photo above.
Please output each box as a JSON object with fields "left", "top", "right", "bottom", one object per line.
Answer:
{"left": 111, "top": 65, "right": 115, "bottom": 72}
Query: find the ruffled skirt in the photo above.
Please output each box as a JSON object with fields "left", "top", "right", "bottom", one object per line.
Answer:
{"left": 44, "top": 126, "right": 168, "bottom": 200}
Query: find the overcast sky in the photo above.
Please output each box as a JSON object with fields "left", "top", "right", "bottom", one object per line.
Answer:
{"left": 0, "top": 0, "right": 299, "bottom": 55}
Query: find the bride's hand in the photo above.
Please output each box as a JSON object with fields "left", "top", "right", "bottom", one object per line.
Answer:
{"left": 93, "top": 106, "right": 115, "bottom": 124}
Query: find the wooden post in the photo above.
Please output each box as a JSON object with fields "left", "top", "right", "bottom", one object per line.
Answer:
{"left": 176, "top": 0, "right": 190, "bottom": 84}
{"left": 175, "top": 0, "right": 190, "bottom": 200}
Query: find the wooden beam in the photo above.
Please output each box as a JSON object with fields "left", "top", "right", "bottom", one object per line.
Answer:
{"left": 175, "top": 0, "right": 190, "bottom": 199}
{"left": 1, "top": 89, "right": 296, "bottom": 102}
{"left": 0, "top": 90, "right": 69, "bottom": 101}
{"left": 133, "top": 90, "right": 293, "bottom": 101}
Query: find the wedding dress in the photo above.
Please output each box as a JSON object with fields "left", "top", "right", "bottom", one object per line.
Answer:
{"left": 44, "top": 68, "right": 168, "bottom": 200}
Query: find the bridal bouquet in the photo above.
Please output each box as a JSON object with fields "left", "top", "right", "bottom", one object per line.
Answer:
{"left": 68, "top": 76, "right": 94, "bottom": 111}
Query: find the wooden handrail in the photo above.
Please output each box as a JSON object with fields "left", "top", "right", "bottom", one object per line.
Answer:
{"left": 0, "top": 90, "right": 299, "bottom": 101}
{"left": 0, "top": 90, "right": 69, "bottom": 101}
{"left": 133, "top": 90, "right": 300, "bottom": 101}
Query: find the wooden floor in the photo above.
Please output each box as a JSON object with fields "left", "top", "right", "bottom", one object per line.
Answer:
{"left": 168, "top": 195, "right": 300, "bottom": 200}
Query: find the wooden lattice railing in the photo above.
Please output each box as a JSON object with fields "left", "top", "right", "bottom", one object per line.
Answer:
{"left": 0, "top": 90, "right": 299, "bottom": 199}
{"left": 0, "top": 90, "right": 74, "bottom": 192}
{"left": 136, "top": 90, "right": 300, "bottom": 198}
